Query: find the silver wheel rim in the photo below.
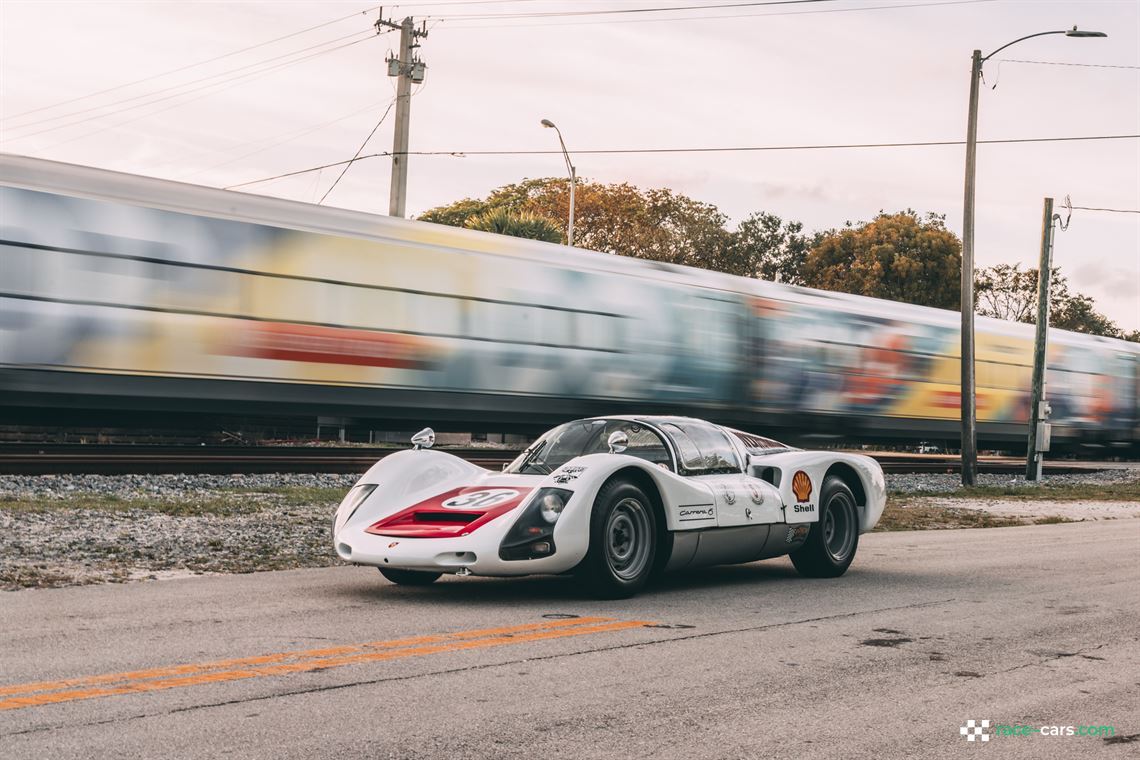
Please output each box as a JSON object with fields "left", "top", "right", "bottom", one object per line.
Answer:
{"left": 605, "top": 497, "right": 652, "bottom": 581}
{"left": 822, "top": 491, "right": 856, "bottom": 563}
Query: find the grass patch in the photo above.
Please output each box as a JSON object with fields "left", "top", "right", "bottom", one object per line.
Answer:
{"left": 1033, "top": 515, "right": 1078, "bottom": 525}
{"left": 874, "top": 504, "right": 1027, "bottom": 532}
{"left": 890, "top": 480, "right": 1140, "bottom": 501}
{"left": 0, "top": 486, "right": 345, "bottom": 516}
{"left": 219, "top": 485, "right": 345, "bottom": 506}
{"left": 0, "top": 564, "right": 81, "bottom": 590}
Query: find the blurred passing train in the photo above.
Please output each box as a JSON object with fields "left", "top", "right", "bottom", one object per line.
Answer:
{"left": 2, "top": 155, "right": 1138, "bottom": 449}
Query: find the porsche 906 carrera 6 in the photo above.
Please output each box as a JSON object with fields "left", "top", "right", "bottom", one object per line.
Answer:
{"left": 333, "top": 416, "right": 886, "bottom": 598}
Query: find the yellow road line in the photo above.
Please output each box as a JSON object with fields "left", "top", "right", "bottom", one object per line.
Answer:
{"left": 0, "top": 616, "right": 611, "bottom": 699}
{"left": 0, "top": 618, "right": 649, "bottom": 711}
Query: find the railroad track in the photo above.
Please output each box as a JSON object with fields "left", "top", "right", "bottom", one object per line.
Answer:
{"left": 0, "top": 444, "right": 1111, "bottom": 476}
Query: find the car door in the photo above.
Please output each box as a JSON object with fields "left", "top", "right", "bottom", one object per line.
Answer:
{"left": 657, "top": 420, "right": 783, "bottom": 528}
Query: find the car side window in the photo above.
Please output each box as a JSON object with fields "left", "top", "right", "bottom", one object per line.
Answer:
{"left": 660, "top": 421, "right": 740, "bottom": 475}
{"left": 613, "top": 422, "right": 674, "bottom": 471}
{"left": 579, "top": 421, "right": 673, "bottom": 471}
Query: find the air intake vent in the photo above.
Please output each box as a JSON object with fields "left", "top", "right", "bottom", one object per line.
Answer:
{"left": 414, "top": 511, "right": 479, "bottom": 524}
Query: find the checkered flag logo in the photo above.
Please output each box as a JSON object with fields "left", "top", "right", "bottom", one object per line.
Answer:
{"left": 960, "top": 719, "right": 991, "bottom": 742}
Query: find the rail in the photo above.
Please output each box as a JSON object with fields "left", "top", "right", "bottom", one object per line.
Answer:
{"left": 0, "top": 445, "right": 1110, "bottom": 476}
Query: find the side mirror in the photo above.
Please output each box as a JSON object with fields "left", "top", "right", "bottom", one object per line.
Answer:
{"left": 607, "top": 430, "right": 628, "bottom": 454}
{"left": 411, "top": 427, "right": 435, "bottom": 450}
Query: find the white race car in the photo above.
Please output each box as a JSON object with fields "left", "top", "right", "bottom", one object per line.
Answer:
{"left": 333, "top": 416, "right": 886, "bottom": 598}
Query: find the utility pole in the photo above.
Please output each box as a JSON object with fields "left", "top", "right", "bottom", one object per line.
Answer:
{"left": 1026, "top": 197, "right": 1068, "bottom": 480}
{"left": 377, "top": 12, "right": 427, "bottom": 217}
{"left": 959, "top": 48, "right": 982, "bottom": 487}
{"left": 958, "top": 29, "right": 1105, "bottom": 487}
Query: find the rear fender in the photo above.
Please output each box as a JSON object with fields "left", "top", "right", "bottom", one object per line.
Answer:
{"left": 745, "top": 451, "right": 886, "bottom": 531}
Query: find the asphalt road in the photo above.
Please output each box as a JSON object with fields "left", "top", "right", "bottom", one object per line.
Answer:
{"left": 2, "top": 520, "right": 1137, "bottom": 760}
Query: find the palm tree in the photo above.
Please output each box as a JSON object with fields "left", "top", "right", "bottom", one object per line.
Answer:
{"left": 464, "top": 208, "right": 563, "bottom": 244}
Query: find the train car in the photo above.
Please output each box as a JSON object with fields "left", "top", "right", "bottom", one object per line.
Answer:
{"left": 1, "top": 154, "right": 1137, "bottom": 448}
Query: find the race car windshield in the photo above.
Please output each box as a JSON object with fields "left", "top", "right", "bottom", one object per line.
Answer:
{"left": 506, "top": 420, "right": 673, "bottom": 474}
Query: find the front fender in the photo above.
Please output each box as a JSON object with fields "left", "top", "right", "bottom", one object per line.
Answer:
{"left": 542, "top": 454, "right": 715, "bottom": 556}
{"left": 335, "top": 449, "right": 488, "bottom": 534}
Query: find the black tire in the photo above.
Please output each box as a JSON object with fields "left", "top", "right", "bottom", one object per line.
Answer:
{"left": 790, "top": 475, "right": 860, "bottom": 578}
{"left": 581, "top": 479, "right": 658, "bottom": 599}
{"left": 379, "top": 568, "right": 442, "bottom": 586}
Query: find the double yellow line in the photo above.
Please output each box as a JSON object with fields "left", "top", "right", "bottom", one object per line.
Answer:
{"left": 0, "top": 616, "right": 649, "bottom": 711}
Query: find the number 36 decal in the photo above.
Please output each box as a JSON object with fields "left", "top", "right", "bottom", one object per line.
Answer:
{"left": 440, "top": 489, "right": 521, "bottom": 510}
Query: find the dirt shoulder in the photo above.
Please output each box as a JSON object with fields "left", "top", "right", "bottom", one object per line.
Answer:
{"left": 877, "top": 479, "right": 1140, "bottom": 531}
{"left": 3, "top": 472, "right": 1138, "bottom": 590}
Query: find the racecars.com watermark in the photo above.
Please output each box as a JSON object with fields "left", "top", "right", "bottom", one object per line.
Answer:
{"left": 960, "top": 719, "right": 1117, "bottom": 742}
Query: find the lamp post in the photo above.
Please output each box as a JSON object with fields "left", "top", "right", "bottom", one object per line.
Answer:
{"left": 958, "top": 26, "right": 1105, "bottom": 486}
{"left": 541, "top": 118, "right": 576, "bottom": 246}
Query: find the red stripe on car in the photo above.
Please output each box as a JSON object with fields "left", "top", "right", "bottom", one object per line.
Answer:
{"left": 366, "top": 487, "right": 534, "bottom": 538}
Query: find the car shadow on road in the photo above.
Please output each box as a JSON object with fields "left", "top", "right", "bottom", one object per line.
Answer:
{"left": 327, "top": 559, "right": 939, "bottom": 608}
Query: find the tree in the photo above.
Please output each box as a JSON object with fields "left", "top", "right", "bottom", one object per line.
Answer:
{"left": 974, "top": 263, "right": 1123, "bottom": 339}
{"left": 975, "top": 263, "right": 1038, "bottom": 322}
{"left": 419, "top": 178, "right": 736, "bottom": 274}
{"left": 1052, "top": 293, "right": 1120, "bottom": 337}
{"left": 463, "top": 208, "right": 562, "bottom": 243}
{"left": 726, "top": 212, "right": 812, "bottom": 284}
{"left": 801, "top": 211, "right": 962, "bottom": 309}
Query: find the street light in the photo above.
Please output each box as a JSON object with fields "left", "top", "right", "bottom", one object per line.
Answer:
{"left": 541, "top": 118, "right": 576, "bottom": 246}
{"left": 958, "top": 25, "right": 1106, "bottom": 486}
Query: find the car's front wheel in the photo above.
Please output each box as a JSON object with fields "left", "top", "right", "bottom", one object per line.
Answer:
{"left": 790, "top": 475, "right": 860, "bottom": 578}
{"left": 581, "top": 479, "right": 657, "bottom": 599}
{"left": 379, "top": 568, "right": 442, "bottom": 586}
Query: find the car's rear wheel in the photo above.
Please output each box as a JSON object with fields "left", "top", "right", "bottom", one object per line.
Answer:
{"left": 790, "top": 475, "right": 860, "bottom": 578}
{"left": 581, "top": 480, "right": 657, "bottom": 599}
{"left": 379, "top": 568, "right": 442, "bottom": 586}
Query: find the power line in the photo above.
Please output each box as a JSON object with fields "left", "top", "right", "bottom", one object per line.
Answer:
{"left": 429, "top": 0, "right": 836, "bottom": 19}
{"left": 999, "top": 59, "right": 1140, "bottom": 70}
{"left": 4, "top": 36, "right": 381, "bottom": 147}
{"left": 3, "top": 29, "right": 377, "bottom": 138}
{"left": 223, "top": 133, "right": 1140, "bottom": 189}
{"left": 1072, "top": 206, "right": 1140, "bottom": 214}
{"left": 319, "top": 100, "right": 397, "bottom": 204}
{"left": 3, "top": 5, "right": 382, "bottom": 122}
{"left": 442, "top": 0, "right": 996, "bottom": 29}
{"left": 174, "top": 98, "right": 391, "bottom": 181}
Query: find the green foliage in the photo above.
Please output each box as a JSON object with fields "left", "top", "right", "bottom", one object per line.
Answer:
{"left": 463, "top": 207, "right": 563, "bottom": 243}
{"left": 975, "top": 263, "right": 1039, "bottom": 322}
{"left": 975, "top": 263, "right": 1123, "bottom": 339}
{"left": 419, "top": 177, "right": 735, "bottom": 272}
{"left": 726, "top": 212, "right": 812, "bottom": 283}
{"left": 802, "top": 211, "right": 962, "bottom": 309}
{"left": 1051, "top": 293, "right": 1121, "bottom": 337}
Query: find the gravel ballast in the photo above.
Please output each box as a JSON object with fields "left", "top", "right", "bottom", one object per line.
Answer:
{"left": 2, "top": 469, "right": 1137, "bottom": 590}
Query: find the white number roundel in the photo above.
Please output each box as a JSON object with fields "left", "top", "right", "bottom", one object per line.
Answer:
{"left": 440, "top": 489, "right": 520, "bottom": 510}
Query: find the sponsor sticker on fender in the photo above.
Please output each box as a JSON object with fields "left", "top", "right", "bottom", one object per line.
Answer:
{"left": 791, "top": 471, "right": 813, "bottom": 502}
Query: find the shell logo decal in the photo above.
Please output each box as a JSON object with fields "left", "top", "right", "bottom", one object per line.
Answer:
{"left": 791, "top": 471, "right": 812, "bottom": 503}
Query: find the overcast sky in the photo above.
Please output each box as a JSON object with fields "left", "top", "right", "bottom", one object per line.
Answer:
{"left": 2, "top": 0, "right": 1137, "bottom": 330}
